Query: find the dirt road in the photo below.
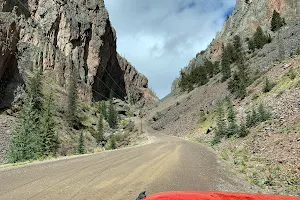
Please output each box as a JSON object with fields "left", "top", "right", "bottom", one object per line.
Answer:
{"left": 0, "top": 129, "right": 254, "bottom": 200}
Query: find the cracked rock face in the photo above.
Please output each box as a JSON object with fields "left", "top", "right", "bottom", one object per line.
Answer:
{"left": 0, "top": 0, "right": 157, "bottom": 109}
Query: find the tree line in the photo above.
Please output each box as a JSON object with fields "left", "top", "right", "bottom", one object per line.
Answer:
{"left": 7, "top": 66, "right": 119, "bottom": 163}
{"left": 179, "top": 10, "right": 285, "bottom": 99}
{"left": 213, "top": 100, "right": 272, "bottom": 145}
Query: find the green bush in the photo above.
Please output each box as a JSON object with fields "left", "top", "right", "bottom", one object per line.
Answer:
{"left": 286, "top": 68, "right": 296, "bottom": 80}
{"left": 106, "top": 135, "right": 116, "bottom": 150}
{"left": 211, "top": 135, "right": 221, "bottom": 145}
{"left": 296, "top": 48, "right": 300, "bottom": 55}
{"left": 263, "top": 77, "right": 275, "bottom": 93}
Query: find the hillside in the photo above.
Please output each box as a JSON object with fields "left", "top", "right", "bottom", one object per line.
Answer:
{"left": 0, "top": 0, "right": 157, "bottom": 163}
{"left": 148, "top": 0, "right": 300, "bottom": 196}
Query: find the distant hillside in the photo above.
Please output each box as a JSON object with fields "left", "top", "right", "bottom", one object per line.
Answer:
{"left": 172, "top": 0, "right": 300, "bottom": 92}
{"left": 149, "top": 0, "right": 300, "bottom": 196}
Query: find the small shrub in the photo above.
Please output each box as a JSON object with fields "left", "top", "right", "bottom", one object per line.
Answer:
{"left": 296, "top": 48, "right": 300, "bottom": 55}
{"left": 238, "top": 120, "right": 249, "bottom": 138}
{"left": 263, "top": 78, "right": 275, "bottom": 93}
{"left": 286, "top": 68, "right": 296, "bottom": 80}
{"left": 295, "top": 80, "right": 300, "bottom": 88}
{"left": 106, "top": 135, "right": 116, "bottom": 150}
{"left": 258, "top": 103, "right": 272, "bottom": 122}
{"left": 211, "top": 135, "right": 221, "bottom": 145}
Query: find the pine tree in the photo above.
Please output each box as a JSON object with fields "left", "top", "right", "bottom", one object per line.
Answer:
{"left": 40, "top": 92, "right": 59, "bottom": 156}
{"left": 77, "top": 132, "right": 85, "bottom": 154}
{"left": 246, "top": 111, "right": 252, "bottom": 128}
{"left": 251, "top": 107, "right": 259, "bottom": 126}
{"left": 213, "top": 61, "right": 220, "bottom": 74}
{"left": 7, "top": 98, "right": 42, "bottom": 163}
{"left": 109, "top": 135, "right": 116, "bottom": 150}
{"left": 215, "top": 102, "right": 227, "bottom": 138}
{"left": 100, "top": 101, "right": 107, "bottom": 120}
{"left": 204, "top": 59, "right": 214, "bottom": 78}
{"left": 221, "top": 45, "right": 231, "bottom": 81}
{"left": 7, "top": 69, "right": 44, "bottom": 163}
{"left": 253, "top": 26, "right": 268, "bottom": 49}
{"left": 238, "top": 120, "right": 249, "bottom": 138}
{"left": 233, "top": 35, "right": 243, "bottom": 63}
{"left": 263, "top": 77, "right": 274, "bottom": 93}
{"left": 96, "top": 113, "right": 104, "bottom": 144}
{"left": 248, "top": 38, "right": 256, "bottom": 52}
{"left": 271, "top": 10, "right": 285, "bottom": 31}
{"left": 226, "top": 100, "right": 238, "bottom": 137}
{"left": 108, "top": 99, "right": 118, "bottom": 129}
{"left": 258, "top": 103, "right": 271, "bottom": 122}
{"left": 228, "top": 44, "right": 248, "bottom": 99}
{"left": 67, "top": 66, "right": 78, "bottom": 127}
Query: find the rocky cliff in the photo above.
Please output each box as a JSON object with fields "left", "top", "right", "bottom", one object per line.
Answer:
{"left": 0, "top": 0, "right": 157, "bottom": 110}
{"left": 172, "top": 0, "right": 300, "bottom": 92}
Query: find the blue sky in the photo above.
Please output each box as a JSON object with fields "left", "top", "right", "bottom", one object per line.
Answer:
{"left": 104, "top": 0, "right": 236, "bottom": 99}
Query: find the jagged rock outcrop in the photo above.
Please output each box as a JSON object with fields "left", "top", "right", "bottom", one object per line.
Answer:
{"left": 0, "top": 0, "right": 157, "bottom": 110}
{"left": 117, "top": 54, "right": 158, "bottom": 105}
{"left": 172, "top": 0, "right": 300, "bottom": 92}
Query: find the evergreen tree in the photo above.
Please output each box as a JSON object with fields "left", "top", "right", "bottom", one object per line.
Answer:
{"left": 67, "top": 66, "right": 78, "bottom": 127}
{"left": 233, "top": 35, "right": 243, "bottom": 63}
{"left": 228, "top": 39, "right": 249, "bottom": 99}
{"left": 7, "top": 98, "right": 42, "bottom": 162}
{"left": 100, "top": 101, "right": 108, "bottom": 120}
{"left": 253, "top": 26, "right": 268, "bottom": 49}
{"left": 28, "top": 66, "right": 44, "bottom": 111}
{"left": 263, "top": 77, "right": 275, "bottom": 93}
{"left": 179, "top": 71, "right": 193, "bottom": 92}
{"left": 258, "top": 103, "right": 271, "bottom": 122}
{"left": 226, "top": 100, "right": 238, "bottom": 137}
{"left": 41, "top": 92, "right": 59, "bottom": 156}
{"left": 251, "top": 107, "right": 259, "bottom": 126}
{"left": 248, "top": 38, "right": 256, "bottom": 52}
{"left": 108, "top": 99, "right": 118, "bottom": 129}
{"left": 204, "top": 59, "right": 214, "bottom": 78}
{"left": 221, "top": 45, "right": 231, "bottom": 81}
{"left": 77, "top": 132, "right": 85, "bottom": 154}
{"left": 246, "top": 111, "right": 252, "bottom": 128}
{"left": 215, "top": 102, "right": 227, "bottom": 138}
{"left": 7, "top": 69, "right": 44, "bottom": 163}
{"left": 271, "top": 10, "right": 285, "bottom": 31}
{"left": 109, "top": 135, "right": 116, "bottom": 150}
{"left": 213, "top": 61, "right": 220, "bottom": 74}
{"left": 238, "top": 120, "right": 249, "bottom": 138}
{"left": 96, "top": 113, "right": 104, "bottom": 144}
{"left": 195, "top": 66, "right": 208, "bottom": 86}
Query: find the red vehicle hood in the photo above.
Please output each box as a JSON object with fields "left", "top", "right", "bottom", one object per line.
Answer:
{"left": 144, "top": 192, "right": 299, "bottom": 200}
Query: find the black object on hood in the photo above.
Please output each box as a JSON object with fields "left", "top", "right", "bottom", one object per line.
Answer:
{"left": 136, "top": 191, "right": 147, "bottom": 200}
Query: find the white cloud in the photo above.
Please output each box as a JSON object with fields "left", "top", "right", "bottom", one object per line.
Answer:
{"left": 104, "top": 0, "right": 235, "bottom": 98}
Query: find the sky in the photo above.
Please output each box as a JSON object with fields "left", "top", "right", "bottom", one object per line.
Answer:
{"left": 104, "top": 0, "right": 235, "bottom": 99}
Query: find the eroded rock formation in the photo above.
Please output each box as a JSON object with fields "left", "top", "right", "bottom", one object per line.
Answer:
{"left": 0, "top": 0, "right": 157, "bottom": 109}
